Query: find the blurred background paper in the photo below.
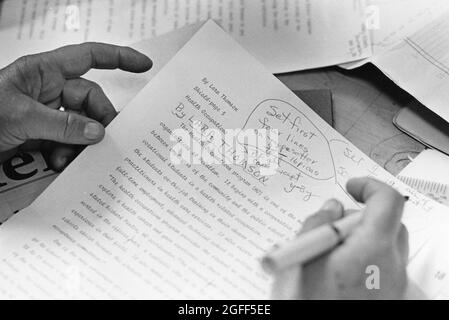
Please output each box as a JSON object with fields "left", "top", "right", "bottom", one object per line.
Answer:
{"left": 86, "top": 23, "right": 203, "bottom": 111}
{"left": 342, "top": 0, "right": 449, "bottom": 123}
{"left": 0, "top": 0, "right": 371, "bottom": 74}
{"left": 342, "top": 0, "right": 449, "bottom": 69}
{"left": 399, "top": 149, "right": 449, "bottom": 186}
{"left": 373, "top": 11, "right": 449, "bottom": 124}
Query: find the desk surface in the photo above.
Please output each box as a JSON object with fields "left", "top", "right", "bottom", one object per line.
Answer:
{"left": 278, "top": 64, "right": 425, "bottom": 176}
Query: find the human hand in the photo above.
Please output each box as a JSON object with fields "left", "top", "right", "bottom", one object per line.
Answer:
{"left": 0, "top": 42, "right": 152, "bottom": 170}
{"left": 271, "top": 177, "right": 409, "bottom": 299}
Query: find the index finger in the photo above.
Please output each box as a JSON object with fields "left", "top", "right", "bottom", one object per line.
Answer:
{"left": 47, "top": 42, "right": 153, "bottom": 78}
{"left": 346, "top": 177, "right": 405, "bottom": 240}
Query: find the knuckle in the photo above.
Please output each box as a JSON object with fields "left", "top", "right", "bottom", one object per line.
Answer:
{"left": 62, "top": 112, "right": 80, "bottom": 139}
{"left": 7, "top": 103, "right": 33, "bottom": 139}
{"left": 380, "top": 184, "right": 403, "bottom": 204}
{"left": 14, "top": 55, "right": 33, "bottom": 68}
{"left": 13, "top": 54, "right": 39, "bottom": 75}
{"left": 11, "top": 54, "right": 43, "bottom": 93}
{"left": 121, "top": 46, "right": 134, "bottom": 54}
{"left": 89, "top": 81, "right": 103, "bottom": 93}
{"left": 58, "top": 112, "right": 79, "bottom": 140}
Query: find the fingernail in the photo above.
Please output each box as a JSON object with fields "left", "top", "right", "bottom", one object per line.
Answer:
{"left": 84, "top": 122, "right": 102, "bottom": 140}
{"left": 321, "top": 199, "right": 341, "bottom": 212}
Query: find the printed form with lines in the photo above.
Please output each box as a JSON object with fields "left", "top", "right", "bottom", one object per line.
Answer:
{"left": 372, "top": 9, "right": 449, "bottom": 124}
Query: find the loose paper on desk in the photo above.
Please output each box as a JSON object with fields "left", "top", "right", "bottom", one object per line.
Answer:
{"left": 373, "top": 10, "right": 449, "bottom": 123}
{"left": 342, "top": 0, "right": 449, "bottom": 123}
{"left": 86, "top": 22, "right": 203, "bottom": 111}
{"left": 343, "top": 0, "right": 449, "bottom": 68}
{"left": 0, "top": 0, "right": 371, "bottom": 73}
{"left": 399, "top": 149, "right": 449, "bottom": 186}
{"left": 399, "top": 151, "right": 449, "bottom": 299}
{"left": 0, "top": 24, "right": 202, "bottom": 222}
{"left": 0, "top": 21, "right": 448, "bottom": 299}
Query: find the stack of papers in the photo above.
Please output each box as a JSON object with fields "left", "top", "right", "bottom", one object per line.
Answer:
{"left": 1, "top": 1, "right": 449, "bottom": 299}
{"left": 4, "top": 0, "right": 449, "bottom": 124}
{"left": 0, "top": 21, "right": 449, "bottom": 299}
{"left": 400, "top": 149, "right": 449, "bottom": 187}
{"left": 0, "top": 0, "right": 371, "bottom": 73}
{"left": 343, "top": 0, "right": 449, "bottom": 123}
{"left": 398, "top": 150, "right": 449, "bottom": 299}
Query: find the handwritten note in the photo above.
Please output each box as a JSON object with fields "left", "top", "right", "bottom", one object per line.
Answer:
{"left": 0, "top": 21, "right": 447, "bottom": 299}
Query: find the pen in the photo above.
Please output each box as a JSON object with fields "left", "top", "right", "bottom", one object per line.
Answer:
{"left": 262, "top": 196, "right": 410, "bottom": 274}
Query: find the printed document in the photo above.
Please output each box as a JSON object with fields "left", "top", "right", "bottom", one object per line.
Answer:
{"left": 341, "top": 0, "right": 449, "bottom": 123}
{"left": 0, "top": 21, "right": 448, "bottom": 299}
{"left": 0, "top": 0, "right": 371, "bottom": 73}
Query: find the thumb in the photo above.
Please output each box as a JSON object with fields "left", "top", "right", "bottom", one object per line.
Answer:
{"left": 346, "top": 177, "right": 405, "bottom": 240}
{"left": 22, "top": 100, "right": 105, "bottom": 145}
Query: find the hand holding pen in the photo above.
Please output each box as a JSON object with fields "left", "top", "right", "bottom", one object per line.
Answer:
{"left": 265, "top": 177, "right": 410, "bottom": 300}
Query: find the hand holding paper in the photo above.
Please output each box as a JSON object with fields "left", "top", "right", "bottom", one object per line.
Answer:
{"left": 0, "top": 21, "right": 447, "bottom": 299}
{"left": 0, "top": 43, "right": 152, "bottom": 169}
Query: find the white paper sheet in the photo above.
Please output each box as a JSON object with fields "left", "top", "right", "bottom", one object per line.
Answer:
{"left": 0, "top": 0, "right": 371, "bottom": 73}
{"left": 340, "top": 1, "right": 449, "bottom": 124}
{"left": 0, "top": 21, "right": 447, "bottom": 299}
{"left": 407, "top": 222, "right": 449, "bottom": 299}
{"left": 372, "top": 11, "right": 449, "bottom": 123}
{"left": 341, "top": 0, "right": 449, "bottom": 68}
{"left": 399, "top": 151, "right": 449, "bottom": 299}
{"left": 399, "top": 149, "right": 449, "bottom": 186}
{"left": 86, "top": 22, "right": 203, "bottom": 111}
